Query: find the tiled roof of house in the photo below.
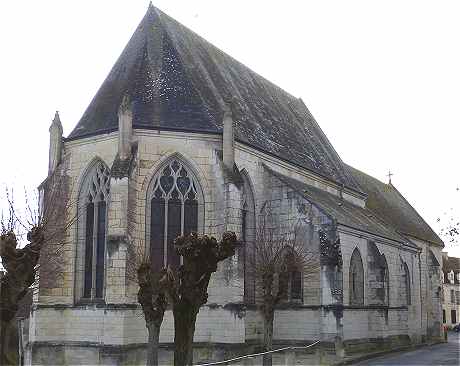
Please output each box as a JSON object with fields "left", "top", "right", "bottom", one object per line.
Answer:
{"left": 443, "top": 256, "right": 460, "bottom": 273}
{"left": 68, "top": 5, "right": 360, "bottom": 192}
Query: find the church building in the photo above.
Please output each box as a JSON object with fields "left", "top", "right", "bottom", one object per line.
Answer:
{"left": 28, "top": 4, "right": 444, "bottom": 365}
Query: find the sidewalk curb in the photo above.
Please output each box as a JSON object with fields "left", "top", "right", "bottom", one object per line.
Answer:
{"left": 332, "top": 340, "right": 446, "bottom": 366}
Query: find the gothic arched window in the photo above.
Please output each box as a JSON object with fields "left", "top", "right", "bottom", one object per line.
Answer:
{"left": 147, "top": 159, "right": 203, "bottom": 271}
{"left": 76, "top": 160, "right": 110, "bottom": 301}
{"left": 279, "top": 250, "right": 303, "bottom": 303}
{"left": 381, "top": 255, "right": 390, "bottom": 305}
{"left": 402, "top": 261, "right": 411, "bottom": 305}
{"left": 349, "top": 248, "right": 364, "bottom": 306}
{"left": 241, "top": 172, "right": 256, "bottom": 304}
{"left": 367, "top": 241, "right": 390, "bottom": 306}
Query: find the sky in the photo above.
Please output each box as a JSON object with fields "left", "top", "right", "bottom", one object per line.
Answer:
{"left": 0, "top": 0, "right": 458, "bottom": 255}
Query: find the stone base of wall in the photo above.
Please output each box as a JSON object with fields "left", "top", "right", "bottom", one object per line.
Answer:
{"left": 344, "top": 334, "right": 412, "bottom": 355}
{"left": 26, "top": 341, "right": 327, "bottom": 366}
{"left": 26, "top": 335, "right": 437, "bottom": 365}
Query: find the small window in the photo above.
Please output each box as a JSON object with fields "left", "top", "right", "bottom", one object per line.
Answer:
{"left": 402, "top": 262, "right": 411, "bottom": 305}
{"left": 349, "top": 248, "right": 364, "bottom": 306}
{"left": 279, "top": 252, "right": 303, "bottom": 303}
{"left": 443, "top": 309, "right": 446, "bottom": 323}
{"left": 451, "top": 310, "right": 457, "bottom": 324}
{"left": 241, "top": 172, "right": 256, "bottom": 305}
{"left": 279, "top": 270, "right": 303, "bottom": 302}
{"left": 451, "top": 289, "right": 455, "bottom": 303}
{"left": 291, "top": 270, "right": 302, "bottom": 301}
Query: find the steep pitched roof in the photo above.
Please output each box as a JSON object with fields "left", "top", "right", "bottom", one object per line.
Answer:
{"left": 346, "top": 165, "right": 444, "bottom": 246}
{"left": 68, "top": 5, "right": 360, "bottom": 192}
{"left": 265, "top": 165, "right": 410, "bottom": 245}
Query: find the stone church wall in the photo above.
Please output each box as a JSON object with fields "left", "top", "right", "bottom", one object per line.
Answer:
{"left": 28, "top": 128, "right": 443, "bottom": 365}
{"left": 339, "top": 228, "right": 443, "bottom": 349}
{"left": 412, "top": 238, "right": 443, "bottom": 341}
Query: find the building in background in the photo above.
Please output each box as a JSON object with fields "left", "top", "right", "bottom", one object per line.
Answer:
{"left": 442, "top": 253, "right": 460, "bottom": 327}
{"left": 26, "top": 4, "right": 444, "bottom": 365}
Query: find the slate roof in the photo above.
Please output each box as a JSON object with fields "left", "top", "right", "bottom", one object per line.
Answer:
{"left": 68, "top": 5, "right": 360, "bottom": 192}
{"left": 265, "top": 165, "right": 411, "bottom": 245}
{"left": 346, "top": 165, "right": 444, "bottom": 246}
{"left": 443, "top": 256, "right": 460, "bottom": 273}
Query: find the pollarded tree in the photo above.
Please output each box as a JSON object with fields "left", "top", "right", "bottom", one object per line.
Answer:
{"left": 247, "top": 218, "right": 319, "bottom": 366}
{"left": 137, "top": 263, "right": 168, "bottom": 366}
{"left": 168, "top": 231, "right": 238, "bottom": 366}
{"left": 136, "top": 231, "right": 238, "bottom": 366}
{"left": 0, "top": 168, "right": 75, "bottom": 365}
{"left": 0, "top": 225, "right": 44, "bottom": 365}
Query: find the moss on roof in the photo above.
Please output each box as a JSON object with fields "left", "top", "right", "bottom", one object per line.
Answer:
{"left": 68, "top": 5, "right": 360, "bottom": 192}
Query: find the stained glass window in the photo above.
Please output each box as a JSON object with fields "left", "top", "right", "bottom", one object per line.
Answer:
{"left": 149, "top": 160, "right": 200, "bottom": 270}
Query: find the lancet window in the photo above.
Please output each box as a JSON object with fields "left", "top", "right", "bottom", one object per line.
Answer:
{"left": 279, "top": 251, "right": 303, "bottom": 302}
{"left": 77, "top": 161, "right": 110, "bottom": 301}
{"left": 402, "top": 261, "right": 411, "bottom": 305}
{"left": 367, "top": 242, "right": 390, "bottom": 306}
{"left": 148, "top": 159, "right": 202, "bottom": 271}
{"left": 349, "top": 248, "right": 364, "bottom": 305}
{"left": 241, "top": 173, "right": 256, "bottom": 304}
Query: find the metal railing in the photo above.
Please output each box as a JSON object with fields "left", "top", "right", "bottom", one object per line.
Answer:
{"left": 195, "top": 340, "right": 320, "bottom": 366}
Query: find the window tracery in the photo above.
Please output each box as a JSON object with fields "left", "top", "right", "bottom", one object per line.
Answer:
{"left": 148, "top": 159, "right": 201, "bottom": 270}
{"left": 77, "top": 161, "right": 110, "bottom": 301}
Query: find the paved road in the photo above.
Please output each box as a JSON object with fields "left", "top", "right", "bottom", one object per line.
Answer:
{"left": 352, "top": 332, "right": 460, "bottom": 366}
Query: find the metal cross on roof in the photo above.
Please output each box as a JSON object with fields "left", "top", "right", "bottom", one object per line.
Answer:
{"left": 387, "top": 170, "right": 393, "bottom": 184}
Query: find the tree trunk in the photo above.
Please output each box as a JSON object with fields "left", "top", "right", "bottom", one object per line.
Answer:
{"left": 146, "top": 322, "right": 161, "bottom": 366}
{"left": 0, "top": 302, "right": 19, "bottom": 366}
{"left": 0, "top": 313, "right": 3, "bottom": 366}
{"left": 173, "top": 304, "right": 198, "bottom": 366}
{"left": 262, "top": 307, "right": 275, "bottom": 366}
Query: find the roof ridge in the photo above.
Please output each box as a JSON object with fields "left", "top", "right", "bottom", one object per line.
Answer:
{"left": 345, "top": 163, "right": 389, "bottom": 186}
{"left": 152, "top": 7, "right": 225, "bottom": 114}
{"left": 153, "top": 6, "right": 299, "bottom": 102}
{"left": 346, "top": 163, "right": 444, "bottom": 246}
{"left": 67, "top": 4, "right": 361, "bottom": 192}
{"left": 389, "top": 183, "right": 443, "bottom": 246}
{"left": 264, "top": 164, "right": 410, "bottom": 245}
